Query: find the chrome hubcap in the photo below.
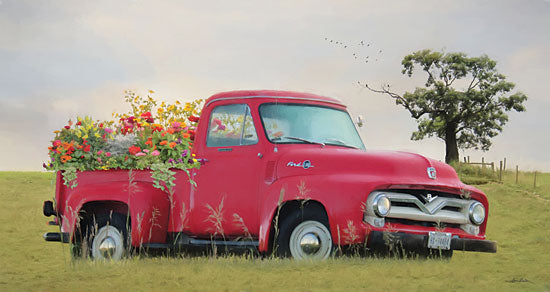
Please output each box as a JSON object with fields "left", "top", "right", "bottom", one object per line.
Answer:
{"left": 99, "top": 237, "right": 116, "bottom": 258}
{"left": 92, "top": 225, "right": 124, "bottom": 260}
{"left": 300, "top": 233, "right": 321, "bottom": 254}
{"left": 289, "top": 220, "right": 332, "bottom": 260}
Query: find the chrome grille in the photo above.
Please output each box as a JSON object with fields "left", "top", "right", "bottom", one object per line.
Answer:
{"left": 364, "top": 191, "right": 480, "bottom": 235}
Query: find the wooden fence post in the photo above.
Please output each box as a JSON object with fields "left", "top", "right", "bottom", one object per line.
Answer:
{"left": 504, "top": 158, "right": 507, "bottom": 171}
{"left": 491, "top": 162, "right": 495, "bottom": 173}
{"left": 467, "top": 156, "right": 470, "bottom": 163}
{"left": 482, "top": 157, "right": 485, "bottom": 169}
{"left": 499, "top": 161, "right": 503, "bottom": 181}
{"left": 463, "top": 157, "right": 467, "bottom": 163}
{"left": 515, "top": 165, "right": 519, "bottom": 184}
{"left": 534, "top": 171, "right": 537, "bottom": 188}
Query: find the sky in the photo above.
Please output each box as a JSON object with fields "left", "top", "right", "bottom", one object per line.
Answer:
{"left": 1, "top": 0, "right": 549, "bottom": 171}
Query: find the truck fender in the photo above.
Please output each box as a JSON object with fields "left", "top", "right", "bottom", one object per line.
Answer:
{"left": 64, "top": 182, "right": 171, "bottom": 247}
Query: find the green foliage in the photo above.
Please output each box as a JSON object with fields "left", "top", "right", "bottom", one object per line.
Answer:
{"left": 449, "top": 162, "right": 497, "bottom": 185}
{"left": 61, "top": 166, "right": 78, "bottom": 189}
{"left": 368, "top": 49, "right": 528, "bottom": 162}
{"left": 150, "top": 163, "right": 176, "bottom": 192}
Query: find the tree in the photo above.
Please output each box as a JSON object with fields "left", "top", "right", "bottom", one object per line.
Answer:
{"left": 365, "top": 49, "right": 527, "bottom": 163}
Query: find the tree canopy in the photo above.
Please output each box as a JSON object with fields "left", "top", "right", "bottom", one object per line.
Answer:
{"left": 366, "top": 49, "right": 527, "bottom": 163}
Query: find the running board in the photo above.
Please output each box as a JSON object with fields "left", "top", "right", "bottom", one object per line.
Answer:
{"left": 142, "top": 233, "right": 259, "bottom": 251}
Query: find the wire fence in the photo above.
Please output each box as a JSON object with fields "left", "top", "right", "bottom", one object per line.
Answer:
{"left": 461, "top": 156, "right": 545, "bottom": 189}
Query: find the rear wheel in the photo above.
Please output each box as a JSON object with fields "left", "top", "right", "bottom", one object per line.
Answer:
{"left": 276, "top": 208, "right": 332, "bottom": 260}
{"left": 88, "top": 213, "right": 129, "bottom": 260}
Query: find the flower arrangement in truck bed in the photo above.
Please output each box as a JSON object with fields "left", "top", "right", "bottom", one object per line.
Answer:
{"left": 44, "top": 90, "right": 203, "bottom": 190}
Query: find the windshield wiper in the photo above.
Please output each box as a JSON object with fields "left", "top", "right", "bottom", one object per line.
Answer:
{"left": 278, "top": 136, "right": 325, "bottom": 147}
{"left": 324, "top": 138, "right": 359, "bottom": 149}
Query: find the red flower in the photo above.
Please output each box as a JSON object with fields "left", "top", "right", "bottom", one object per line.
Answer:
{"left": 76, "top": 121, "right": 82, "bottom": 126}
{"left": 64, "top": 125, "right": 70, "bottom": 129}
{"left": 140, "top": 112, "right": 154, "bottom": 123}
{"left": 99, "top": 123, "right": 104, "bottom": 128}
{"left": 83, "top": 145, "right": 91, "bottom": 152}
{"left": 128, "top": 145, "right": 141, "bottom": 155}
{"left": 189, "top": 115, "right": 200, "bottom": 123}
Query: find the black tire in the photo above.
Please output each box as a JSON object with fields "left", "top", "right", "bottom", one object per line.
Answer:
{"left": 275, "top": 206, "right": 333, "bottom": 259}
{"left": 86, "top": 212, "right": 130, "bottom": 260}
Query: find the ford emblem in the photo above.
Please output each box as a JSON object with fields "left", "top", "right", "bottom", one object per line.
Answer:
{"left": 427, "top": 167, "right": 437, "bottom": 180}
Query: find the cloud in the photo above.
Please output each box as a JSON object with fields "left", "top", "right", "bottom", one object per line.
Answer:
{"left": 1, "top": 0, "right": 549, "bottom": 171}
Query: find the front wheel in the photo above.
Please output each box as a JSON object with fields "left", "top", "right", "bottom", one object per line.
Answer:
{"left": 88, "top": 213, "right": 129, "bottom": 260}
{"left": 277, "top": 208, "right": 333, "bottom": 260}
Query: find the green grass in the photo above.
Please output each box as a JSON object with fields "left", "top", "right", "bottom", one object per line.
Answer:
{"left": 1, "top": 171, "right": 549, "bottom": 291}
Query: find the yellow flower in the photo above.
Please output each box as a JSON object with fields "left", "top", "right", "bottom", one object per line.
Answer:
{"left": 83, "top": 134, "right": 88, "bottom": 139}
{"left": 94, "top": 132, "right": 101, "bottom": 138}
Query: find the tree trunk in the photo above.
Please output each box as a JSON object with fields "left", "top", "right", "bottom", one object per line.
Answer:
{"left": 445, "top": 124, "right": 459, "bottom": 164}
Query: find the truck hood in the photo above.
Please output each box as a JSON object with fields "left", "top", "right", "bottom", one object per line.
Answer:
{"left": 275, "top": 146, "right": 465, "bottom": 190}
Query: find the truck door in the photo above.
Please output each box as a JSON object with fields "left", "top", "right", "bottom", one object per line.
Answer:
{"left": 191, "top": 103, "right": 262, "bottom": 238}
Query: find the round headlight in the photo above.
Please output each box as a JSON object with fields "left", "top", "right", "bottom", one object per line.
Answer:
{"left": 373, "top": 194, "right": 391, "bottom": 217}
{"left": 469, "top": 202, "right": 486, "bottom": 225}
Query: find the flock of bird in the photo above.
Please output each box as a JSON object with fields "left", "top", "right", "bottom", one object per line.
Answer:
{"left": 324, "top": 37, "right": 383, "bottom": 63}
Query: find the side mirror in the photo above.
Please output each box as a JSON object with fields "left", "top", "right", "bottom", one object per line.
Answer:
{"left": 356, "top": 115, "right": 364, "bottom": 128}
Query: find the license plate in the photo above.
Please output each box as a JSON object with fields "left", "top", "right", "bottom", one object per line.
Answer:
{"left": 428, "top": 232, "right": 451, "bottom": 250}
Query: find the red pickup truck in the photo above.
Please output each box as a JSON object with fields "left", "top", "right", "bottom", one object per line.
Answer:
{"left": 43, "top": 90, "right": 496, "bottom": 260}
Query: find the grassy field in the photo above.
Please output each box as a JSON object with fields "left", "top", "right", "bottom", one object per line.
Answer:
{"left": 1, "top": 171, "right": 549, "bottom": 291}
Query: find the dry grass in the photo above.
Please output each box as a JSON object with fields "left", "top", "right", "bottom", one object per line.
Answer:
{"left": 1, "top": 171, "right": 549, "bottom": 291}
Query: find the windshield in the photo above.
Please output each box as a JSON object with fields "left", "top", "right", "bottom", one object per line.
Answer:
{"left": 259, "top": 103, "right": 365, "bottom": 150}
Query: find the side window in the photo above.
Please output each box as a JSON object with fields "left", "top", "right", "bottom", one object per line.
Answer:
{"left": 207, "top": 104, "right": 258, "bottom": 147}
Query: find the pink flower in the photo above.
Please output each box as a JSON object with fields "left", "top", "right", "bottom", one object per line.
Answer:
{"left": 151, "top": 150, "right": 160, "bottom": 156}
{"left": 143, "top": 149, "right": 149, "bottom": 153}
{"left": 97, "top": 150, "right": 103, "bottom": 155}
{"left": 106, "top": 152, "right": 111, "bottom": 157}
{"left": 135, "top": 152, "right": 146, "bottom": 157}
{"left": 104, "top": 128, "right": 113, "bottom": 134}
